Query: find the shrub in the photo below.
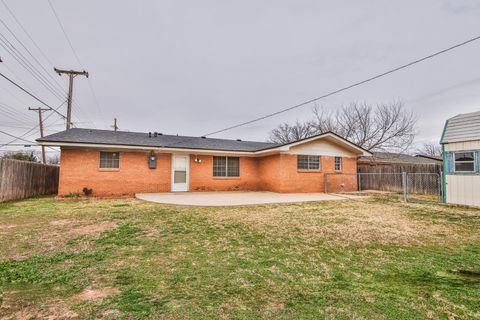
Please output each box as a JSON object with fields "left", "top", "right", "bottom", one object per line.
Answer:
{"left": 65, "top": 192, "right": 80, "bottom": 198}
{"left": 82, "top": 187, "right": 93, "bottom": 197}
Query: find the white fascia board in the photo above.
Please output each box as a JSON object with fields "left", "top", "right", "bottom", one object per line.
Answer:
{"left": 39, "top": 141, "right": 257, "bottom": 156}
{"left": 256, "top": 133, "right": 372, "bottom": 156}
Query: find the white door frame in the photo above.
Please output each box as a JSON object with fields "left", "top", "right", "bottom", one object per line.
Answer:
{"left": 171, "top": 154, "right": 189, "bottom": 192}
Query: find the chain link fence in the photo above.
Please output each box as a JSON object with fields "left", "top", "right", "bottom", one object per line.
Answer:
{"left": 325, "top": 172, "right": 442, "bottom": 203}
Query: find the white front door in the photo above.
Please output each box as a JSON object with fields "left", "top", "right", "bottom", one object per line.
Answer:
{"left": 171, "top": 155, "right": 189, "bottom": 192}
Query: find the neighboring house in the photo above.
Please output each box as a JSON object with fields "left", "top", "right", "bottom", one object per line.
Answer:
{"left": 37, "top": 128, "right": 371, "bottom": 196}
{"left": 358, "top": 152, "right": 442, "bottom": 169}
{"left": 441, "top": 111, "right": 480, "bottom": 207}
{"left": 414, "top": 154, "right": 443, "bottom": 164}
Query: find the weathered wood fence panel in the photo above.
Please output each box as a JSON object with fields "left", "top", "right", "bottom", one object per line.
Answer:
{"left": 358, "top": 164, "right": 442, "bottom": 194}
{"left": 0, "top": 159, "right": 59, "bottom": 202}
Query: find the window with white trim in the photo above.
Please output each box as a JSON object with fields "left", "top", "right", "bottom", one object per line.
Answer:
{"left": 213, "top": 156, "right": 240, "bottom": 177}
{"left": 297, "top": 155, "right": 320, "bottom": 170}
{"left": 99, "top": 152, "right": 120, "bottom": 169}
{"left": 334, "top": 157, "right": 342, "bottom": 171}
{"left": 454, "top": 152, "right": 475, "bottom": 172}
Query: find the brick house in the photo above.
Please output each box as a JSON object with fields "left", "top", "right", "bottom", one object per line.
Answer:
{"left": 37, "top": 129, "right": 371, "bottom": 196}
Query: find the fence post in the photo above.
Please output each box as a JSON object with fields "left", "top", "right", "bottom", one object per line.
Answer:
{"left": 358, "top": 173, "right": 361, "bottom": 192}
{"left": 402, "top": 172, "right": 408, "bottom": 202}
{"left": 437, "top": 173, "right": 442, "bottom": 203}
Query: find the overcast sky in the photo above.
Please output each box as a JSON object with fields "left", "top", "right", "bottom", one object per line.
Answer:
{"left": 1, "top": 0, "right": 480, "bottom": 152}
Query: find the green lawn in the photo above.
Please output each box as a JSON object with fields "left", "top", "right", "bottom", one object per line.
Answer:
{"left": 0, "top": 195, "right": 479, "bottom": 319}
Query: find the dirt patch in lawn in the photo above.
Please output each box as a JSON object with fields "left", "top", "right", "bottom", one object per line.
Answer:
{"left": 69, "top": 222, "right": 117, "bottom": 235}
{"left": 0, "top": 224, "right": 17, "bottom": 234}
{"left": 77, "top": 287, "right": 119, "bottom": 301}
{"left": 1, "top": 303, "right": 79, "bottom": 320}
{"left": 49, "top": 219, "right": 75, "bottom": 226}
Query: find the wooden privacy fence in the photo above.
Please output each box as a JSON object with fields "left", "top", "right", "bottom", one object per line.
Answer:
{"left": 0, "top": 158, "right": 59, "bottom": 202}
{"left": 357, "top": 164, "right": 442, "bottom": 195}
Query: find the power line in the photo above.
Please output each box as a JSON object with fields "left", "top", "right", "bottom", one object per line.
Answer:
{"left": 202, "top": 35, "right": 480, "bottom": 137}
{"left": 0, "top": 129, "right": 35, "bottom": 144}
{"left": 0, "top": 102, "right": 34, "bottom": 123}
{"left": 47, "top": 0, "right": 82, "bottom": 68}
{"left": 47, "top": 0, "right": 104, "bottom": 126}
{"left": 0, "top": 70, "right": 66, "bottom": 118}
{"left": 0, "top": 31, "right": 67, "bottom": 101}
{"left": 0, "top": 100, "right": 66, "bottom": 147}
{"left": 0, "top": 16, "right": 68, "bottom": 97}
{"left": 1, "top": 0, "right": 56, "bottom": 67}
{"left": 161, "top": 34, "right": 480, "bottom": 150}
{"left": 0, "top": 1, "right": 94, "bottom": 124}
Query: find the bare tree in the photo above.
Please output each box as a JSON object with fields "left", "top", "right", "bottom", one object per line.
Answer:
{"left": 269, "top": 101, "right": 417, "bottom": 152}
{"left": 48, "top": 153, "right": 60, "bottom": 165}
{"left": 268, "top": 120, "right": 316, "bottom": 144}
{"left": 416, "top": 142, "right": 442, "bottom": 157}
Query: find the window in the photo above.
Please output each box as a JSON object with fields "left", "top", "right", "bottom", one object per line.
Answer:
{"left": 99, "top": 152, "right": 120, "bottom": 169}
{"left": 454, "top": 152, "right": 475, "bottom": 172}
{"left": 297, "top": 155, "right": 320, "bottom": 170}
{"left": 335, "top": 157, "right": 342, "bottom": 171}
{"left": 213, "top": 156, "right": 240, "bottom": 177}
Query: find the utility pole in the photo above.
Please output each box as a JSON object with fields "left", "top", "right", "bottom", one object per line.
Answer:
{"left": 29, "top": 107, "right": 50, "bottom": 164}
{"left": 112, "top": 118, "right": 118, "bottom": 131}
{"left": 54, "top": 68, "right": 88, "bottom": 130}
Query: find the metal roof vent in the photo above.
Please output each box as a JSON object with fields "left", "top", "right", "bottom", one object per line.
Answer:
{"left": 201, "top": 136, "right": 206, "bottom": 139}
{"left": 236, "top": 139, "right": 242, "bottom": 142}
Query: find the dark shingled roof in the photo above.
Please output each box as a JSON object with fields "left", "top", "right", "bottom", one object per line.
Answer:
{"left": 37, "top": 128, "right": 279, "bottom": 152}
{"left": 358, "top": 152, "right": 441, "bottom": 165}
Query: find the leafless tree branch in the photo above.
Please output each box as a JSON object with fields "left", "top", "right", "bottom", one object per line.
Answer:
{"left": 269, "top": 101, "right": 417, "bottom": 152}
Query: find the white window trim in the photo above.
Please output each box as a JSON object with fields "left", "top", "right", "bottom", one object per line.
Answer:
{"left": 99, "top": 151, "right": 120, "bottom": 170}
{"left": 335, "top": 157, "right": 342, "bottom": 172}
{"left": 453, "top": 151, "right": 476, "bottom": 173}
{"left": 297, "top": 155, "right": 321, "bottom": 171}
{"left": 213, "top": 156, "right": 240, "bottom": 177}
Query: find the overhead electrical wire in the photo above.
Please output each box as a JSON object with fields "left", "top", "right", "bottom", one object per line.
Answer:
{"left": 0, "top": 100, "right": 66, "bottom": 147}
{"left": 1, "top": 0, "right": 56, "bottom": 67}
{"left": 0, "top": 70, "right": 66, "bottom": 119}
{"left": 0, "top": 129, "right": 35, "bottom": 144}
{"left": 47, "top": 0, "right": 105, "bottom": 125}
{"left": 0, "top": 3, "right": 92, "bottom": 126}
{"left": 201, "top": 35, "right": 480, "bottom": 138}
{"left": 163, "top": 34, "right": 480, "bottom": 149}
{"left": 0, "top": 32, "right": 67, "bottom": 101}
{"left": 0, "top": 17, "right": 68, "bottom": 98}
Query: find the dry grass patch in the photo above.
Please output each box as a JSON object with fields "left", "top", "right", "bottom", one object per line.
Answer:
{"left": 69, "top": 222, "right": 117, "bottom": 236}
{"left": 205, "top": 199, "right": 458, "bottom": 245}
{"left": 77, "top": 286, "right": 119, "bottom": 301}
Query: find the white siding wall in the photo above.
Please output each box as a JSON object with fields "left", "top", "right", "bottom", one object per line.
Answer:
{"left": 444, "top": 140, "right": 480, "bottom": 152}
{"left": 286, "top": 139, "right": 357, "bottom": 156}
{"left": 446, "top": 175, "right": 480, "bottom": 207}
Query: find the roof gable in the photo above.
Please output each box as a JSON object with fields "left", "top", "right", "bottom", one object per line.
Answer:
{"left": 441, "top": 110, "right": 480, "bottom": 144}
{"left": 263, "top": 132, "right": 372, "bottom": 156}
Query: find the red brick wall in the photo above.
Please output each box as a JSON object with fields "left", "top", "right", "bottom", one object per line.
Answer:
{"left": 189, "top": 155, "right": 260, "bottom": 191}
{"left": 258, "top": 154, "right": 358, "bottom": 193}
{"left": 58, "top": 148, "right": 359, "bottom": 196}
{"left": 59, "top": 148, "right": 171, "bottom": 196}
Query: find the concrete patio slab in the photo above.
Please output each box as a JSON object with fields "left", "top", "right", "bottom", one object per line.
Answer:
{"left": 136, "top": 191, "right": 365, "bottom": 206}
